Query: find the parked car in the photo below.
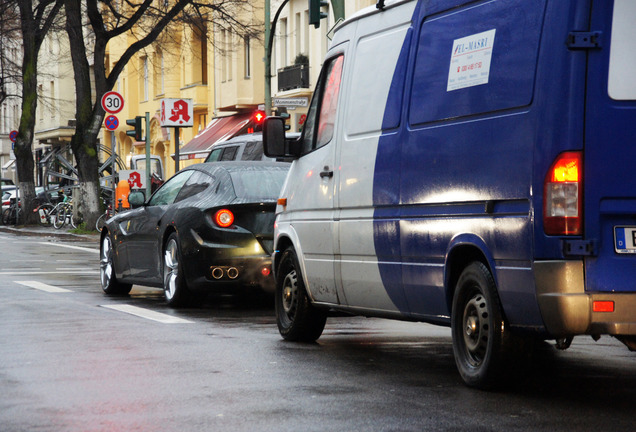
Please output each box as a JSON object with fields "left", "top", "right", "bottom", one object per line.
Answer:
{"left": 99, "top": 161, "right": 290, "bottom": 306}
{"left": 204, "top": 132, "right": 299, "bottom": 163}
{"left": 1, "top": 178, "right": 16, "bottom": 194}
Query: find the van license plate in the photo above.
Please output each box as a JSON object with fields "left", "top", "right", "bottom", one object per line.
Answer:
{"left": 614, "top": 226, "right": 636, "bottom": 253}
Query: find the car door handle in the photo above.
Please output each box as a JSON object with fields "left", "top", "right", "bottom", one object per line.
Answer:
{"left": 320, "top": 167, "right": 333, "bottom": 179}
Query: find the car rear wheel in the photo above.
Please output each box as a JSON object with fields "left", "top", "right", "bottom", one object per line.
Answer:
{"left": 451, "top": 261, "right": 514, "bottom": 389}
{"left": 163, "top": 233, "right": 191, "bottom": 307}
{"left": 100, "top": 234, "right": 132, "bottom": 295}
{"left": 275, "top": 246, "right": 327, "bottom": 342}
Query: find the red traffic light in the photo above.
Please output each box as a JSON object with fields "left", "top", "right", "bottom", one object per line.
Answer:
{"left": 253, "top": 111, "right": 266, "bottom": 124}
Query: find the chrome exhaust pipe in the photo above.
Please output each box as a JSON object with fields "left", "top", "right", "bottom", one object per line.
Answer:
{"left": 227, "top": 267, "right": 239, "bottom": 279}
{"left": 211, "top": 267, "right": 224, "bottom": 279}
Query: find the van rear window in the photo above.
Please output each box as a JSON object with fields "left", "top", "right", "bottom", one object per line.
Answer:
{"left": 408, "top": 0, "right": 546, "bottom": 126}
{"left": 608, "top": 0, "right": 636, "bottom": 100}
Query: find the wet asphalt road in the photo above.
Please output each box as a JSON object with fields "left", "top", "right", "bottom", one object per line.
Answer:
{"left": 1, "top": 229, "right": 636, "bottom": 432}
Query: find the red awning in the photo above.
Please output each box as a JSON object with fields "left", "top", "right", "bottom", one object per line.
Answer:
{"left": 177, "top": 113, "right": 252, "bottom": 160}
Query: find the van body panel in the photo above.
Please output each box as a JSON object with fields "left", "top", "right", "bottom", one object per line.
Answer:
{"left": 336, "top": 3, "right": 416, "bottom": 313}
{"left": 583, "top": 0, "right": 636, "bottom": 294}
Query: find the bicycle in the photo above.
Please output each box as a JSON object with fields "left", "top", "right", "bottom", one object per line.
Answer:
{"left": 1, "top": 198, "right": 21, "bottom": 225}
{"left": 96, "top": 198, "right": 125, "bottom": 232}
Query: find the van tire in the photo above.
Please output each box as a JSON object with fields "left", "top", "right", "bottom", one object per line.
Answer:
{"left": 275, "top": 246, "right": 327, "bottom": 342}
{"left": 451, "top": 262, "right": 511, "bottom": 389}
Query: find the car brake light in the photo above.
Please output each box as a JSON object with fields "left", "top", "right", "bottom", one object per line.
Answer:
{"left": 214, "top": 209, "right": 234, "bottom": 228}
{"left": 544, "top": 151, "right": 582, "bottom": 235}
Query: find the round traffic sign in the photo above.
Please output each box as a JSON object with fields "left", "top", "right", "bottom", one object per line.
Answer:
{"left": 9, "top": 130, "right": 18, "bottom": 142}
{"left": 101, "top": 91, "right": 124, "bottom": 114}
{"left": 104, "top": 115, "right": 119, "bottom": 131}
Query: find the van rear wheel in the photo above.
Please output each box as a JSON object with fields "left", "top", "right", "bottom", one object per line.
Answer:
{"left": 275, "top": 246, "right": 327, "bottom": 342}
{"left": 451, "top": 262, "right": 512, "bottom": 389}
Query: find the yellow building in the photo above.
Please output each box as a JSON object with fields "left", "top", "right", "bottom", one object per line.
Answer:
{"left": 102, "top": 2, "right": 266, "bottom": 180}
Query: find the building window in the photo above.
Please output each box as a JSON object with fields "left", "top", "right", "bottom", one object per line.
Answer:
{"left": 220, "top": 29, "right": 227, "bottom": 83}
{"left": 50, "top": 81, "right": 55, "bottom": 118}
{"left": 142, "top": 56, "right": 149, "bottom": 101}
{"left": 279, "top": 18, "right": 288, "bottom": 68}
{"left": 244, "top": 36, "right": 251, "bottom": 79}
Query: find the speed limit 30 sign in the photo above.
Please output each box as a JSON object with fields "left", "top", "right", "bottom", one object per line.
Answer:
{"left": 101, "top": 91, "right": 124, "bottom": 114}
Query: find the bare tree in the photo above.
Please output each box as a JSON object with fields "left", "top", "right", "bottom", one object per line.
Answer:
{"left": 65, "top": 0, "right": 261, "bottom": 229}
{"left": 14, "top": 0, "right": 64, "bottom": 224}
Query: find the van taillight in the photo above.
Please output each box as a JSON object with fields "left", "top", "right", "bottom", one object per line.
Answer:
{"left": 543, "top": 151, "right": 582, "bottom": 235}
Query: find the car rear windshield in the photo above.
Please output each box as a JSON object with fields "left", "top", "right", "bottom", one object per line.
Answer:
{"left": 608, "top": 0, "right": 636, "bottom": 100}
{"left": 229, "top": 168, "right": 288, "bottom": 200}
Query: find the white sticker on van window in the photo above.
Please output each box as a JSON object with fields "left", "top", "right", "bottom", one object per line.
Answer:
{"left": 447, "top": 29, "right": 496, "bottom": 92}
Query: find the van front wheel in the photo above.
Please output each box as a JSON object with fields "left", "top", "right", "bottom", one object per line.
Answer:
{"left": 451, "top": 262, "right": 511, "bottom": 389}
{"left": 275, "top": 247, "right": 327, "bottom": 342}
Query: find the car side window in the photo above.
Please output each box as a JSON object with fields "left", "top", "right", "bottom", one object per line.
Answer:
{"left": 148, "top": 171, "right": 193, "bottom": 206}
{"left": 220, "top": 146, "right": 239, "bottom": 161}
{"left": 301, "top": 55, "right": 344, "bottom": 154}
{"left": 206, "top": 149, "right": 222, "bottom": 162}
{"left": 175, "top": 171, "right": 213, "bottom": 203}
{"left": 241, "top": 141, "right": 264, "bottom": 160}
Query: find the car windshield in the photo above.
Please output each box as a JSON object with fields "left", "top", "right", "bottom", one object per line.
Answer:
{"left": 229, "top": 167, "right": 288, "bottom": 201}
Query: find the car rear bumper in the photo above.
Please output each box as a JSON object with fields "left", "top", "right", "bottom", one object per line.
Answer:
{"left": 186, "top": 253, "right": 275, "bottom": 294}
{"left": 535, "top": 260, "right": 636, "bottom": 337}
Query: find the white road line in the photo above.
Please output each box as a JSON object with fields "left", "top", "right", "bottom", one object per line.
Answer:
{"left": 0, "top": 270, "right": 98, "bottom": 275}
{"left": 16, "top": 281, "right": 72, "bottom": 293}
{"left": 38, "top": 242, "right": 99, "bottom": 254}
{"left": 101, "top": 304, "right": 194, "bottom": 324}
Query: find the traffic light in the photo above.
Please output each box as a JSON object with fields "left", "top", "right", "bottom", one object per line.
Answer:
{"left": 251, "top": 110, "right": 266, "bottom": 132}
{"left": 126, "top": 116, "right": 144, "bottom": 141}
{"left": 309, "top": 0, "right": 328, "bottom": 28}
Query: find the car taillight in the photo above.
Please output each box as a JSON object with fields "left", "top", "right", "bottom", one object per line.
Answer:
{"left": 214, "top": 209, "right": 235, "bottom": 228}
{"left": 543, "top": 151, "right": 582, "bottom": 235}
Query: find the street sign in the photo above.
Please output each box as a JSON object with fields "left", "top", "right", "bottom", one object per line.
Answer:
{"left": 160, "top": 98, "right": 193, "bottom": 127}
{"left": 104, "top": 115, "right": 119, "bottom": 131}
{"left": 101, "top": 91, "right": 124, "bottom": 114}
{"left": 9, "top": 130, "right": 18, "bottom": 142}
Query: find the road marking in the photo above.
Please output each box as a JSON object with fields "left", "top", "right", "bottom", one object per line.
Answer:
{"left": 0, "top": 270, "right": 98, "bottom": 275}
{"left": 101, "top": 304, "right": 193, "bottom": 324}
{"left": 38, "top": 242, "right": 99, "bottom": 254}
{"left": 16, "top": 281, "right": 72, "bottom": 293}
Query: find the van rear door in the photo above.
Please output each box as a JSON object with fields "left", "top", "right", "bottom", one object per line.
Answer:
{"left": 583, "top": 0, "right": 636, "bottom": 292}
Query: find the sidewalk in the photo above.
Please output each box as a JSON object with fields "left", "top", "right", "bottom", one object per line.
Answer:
{"left": 0, "top": 224, "right": 100, "bottom": 241}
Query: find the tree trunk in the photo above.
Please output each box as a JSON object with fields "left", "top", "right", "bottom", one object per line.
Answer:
{"left": 15, "top": 1, "right": 42, "bottom": 225}
{"left": 65, "top": 0, "right": 101, "bottom": 229}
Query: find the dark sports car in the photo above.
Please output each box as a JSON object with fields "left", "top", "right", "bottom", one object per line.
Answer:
{"left": 99, "top": 161, "right": 290, "bottom": 306}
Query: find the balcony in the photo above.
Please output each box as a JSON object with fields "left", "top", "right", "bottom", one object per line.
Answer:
{"left": 277, "top": 64, "right": 309, "bottom": 92}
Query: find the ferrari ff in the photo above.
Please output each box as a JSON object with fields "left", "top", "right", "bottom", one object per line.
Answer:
{"left": 99, "top": 161, "right": 290, "bottom": 306}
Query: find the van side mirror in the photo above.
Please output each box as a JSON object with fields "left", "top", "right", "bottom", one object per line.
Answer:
{"left": 263, "top": 117, "right": 287, "bottom": 158}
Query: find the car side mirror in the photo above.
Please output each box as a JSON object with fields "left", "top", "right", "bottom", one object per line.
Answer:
{"left": 128, "top": 190, "right": 146, "bottom": 208}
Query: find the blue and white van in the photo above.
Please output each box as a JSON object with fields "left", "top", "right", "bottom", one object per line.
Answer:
{"left": 263, "top": 0, "right": 636, "bottom": 388}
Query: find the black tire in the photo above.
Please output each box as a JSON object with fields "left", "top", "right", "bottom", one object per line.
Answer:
{"left": 163, "top": 233, "right": 192, "bottom": 307}
{"left": 451, "top": 261, "right": 516, "bottom": 389}
{"left": 2, "top": 208, "right": 11, "bottom": 225}
{"left": 53, "top": 205, "right": 66, "bottom": 229}
{"left": 36, "top": 204, "right": 54, "bottom": 226}
{"left": 275, "top": 246, "right": 327, "bottom": 342}
{"left": 100, "top": 234, "right": 132, "bottom": 295}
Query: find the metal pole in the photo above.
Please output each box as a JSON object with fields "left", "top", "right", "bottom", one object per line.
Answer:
{"left": 145, "top": 112, "right": 151, "bottom": 198}
{"left": 264, "top": 0, "right": 271, "bottom": 115}
{"left": 265, "top": 0, "right": 291, "bottom": 115}
{"left": 174, "top": 127, "right": 180, "bottom": 174}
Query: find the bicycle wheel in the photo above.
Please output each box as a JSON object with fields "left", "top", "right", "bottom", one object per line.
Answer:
{"left": 36, "top": 204, "right": 54, "bottom": 226}
{"left": 63, "top": 205, "right": 76, "bottom": 229}
{"left": 53, "top": 205, "right": 66, "bottom": 229}
{"left": 1, "top": 208, "right": 11, "bottom": 225}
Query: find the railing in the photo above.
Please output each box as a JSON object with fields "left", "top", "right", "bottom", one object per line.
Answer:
{"left": 277, "top": 64, "right": 309, "bottom": 92}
